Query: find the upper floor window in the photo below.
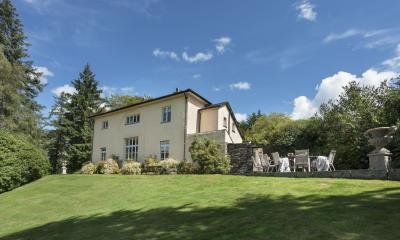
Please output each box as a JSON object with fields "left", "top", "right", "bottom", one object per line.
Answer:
{"left": 232, "top": 123, "right": 236, "bottom": 133}
{"left": 161, "top": 106, "right": 171, "bottom": 123}
{"left": 100, "top": 147, "right": 107, "bottom": 161}
{"left": 160, "top": 140, "right": 170, "bottom": 160}
{"left": 125, "top": 137, "right": 139, "bottom": 160}
{"left": 126, "top": 114, "right": 140, "bottom": 125}
{"left": 223, "top": 117, "right": 227, "bottom": 128}
{"left": 102, "top": 120, "right": 108, "bottom": 129}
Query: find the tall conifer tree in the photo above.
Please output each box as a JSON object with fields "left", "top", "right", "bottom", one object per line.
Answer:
{"left": 0, "top": 0, "right": 43, "bottom": 138}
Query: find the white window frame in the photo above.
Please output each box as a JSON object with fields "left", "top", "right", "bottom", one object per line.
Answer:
{"left": 232, "top": 123, "right": 236, "bottom": 133}
{"left": 126, "top": 114, "right": 140, "bottom": 125}
{"left": 160, "top": 140, "right": 170, "bottom": 160}
{"left": 100, "top": 147, "right": 107, "bottom": 161}
{"left": 161, "top": 106, "right": 171, "bottom": 123}
{"left": 102, "top": 120, "right": 108, "bottom": 129}
{"left": 125, "top": 137, "right": 139, "bottom": 160}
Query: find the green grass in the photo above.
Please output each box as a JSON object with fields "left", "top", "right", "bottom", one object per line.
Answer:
{"left": 1, "top": 175, "right": 400, "bottom": 240}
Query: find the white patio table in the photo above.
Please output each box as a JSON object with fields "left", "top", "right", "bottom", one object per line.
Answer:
{"left": 316, "top": 156, "right": 329, "bottom": 171}
{"left": 279, "top": 157, "right": 291, "bottom": 172}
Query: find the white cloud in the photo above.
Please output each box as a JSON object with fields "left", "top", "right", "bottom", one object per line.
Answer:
{"left": 100, "top": 86, "right": 137, "bottom": 97}
{"left": 213, "top": 87, "right": 221, "bottom": 92}
{"left": 213, "top": 37, "right": 231, "bottom": 54}
{"left": 383, "top": 44, "right": 400, "bottom": 70}
{"left": 230, "top": 81, "right": 251, "bottom": 90}
{"left": 291, "top": 69, "right": 398, "bottom": 119}
{"left": 193, "top": 74, "right": 202, "bottom": 79}
{"left": 323, "top": 28, "right": 394, "bottom": 43}
{"left": 296, "top": 0, "right": 316, "bottom": 21}
{"left": 235, "top": 113, "right": 248, "bottom": 122}
{"left": 33, "top": 66, "right": 54, "bottom": 85}
{"left": 182, "top": 51, "right": 213, "bottom": 63}
{"left": 323, "top": 29, "right": 361, "bottom": 43}
{"left": 52, "top": 84, "right": 76, "bottom": 96}
{"left": 152, "top": 48, "right": 179, "bottom": 61}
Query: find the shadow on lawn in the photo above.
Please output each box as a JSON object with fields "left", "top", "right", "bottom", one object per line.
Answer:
{"left": 2, "top": 187, "right": 400, "bottom": 240}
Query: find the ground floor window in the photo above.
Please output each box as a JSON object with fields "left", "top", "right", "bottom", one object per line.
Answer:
{"left": 100, "top": 147, "right": 107, "bottom": 160}
{"left": 125, "top": 137, "right": 139, "bottom": 160}
{"left": 160, "top": 140, "right": 170, "bottom": 160}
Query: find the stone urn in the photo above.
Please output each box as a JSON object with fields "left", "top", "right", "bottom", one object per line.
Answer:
{"left": 364, "top": 126, "right": 397, "bottom": 170}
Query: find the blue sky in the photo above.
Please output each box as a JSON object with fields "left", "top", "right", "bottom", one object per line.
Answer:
{"left": 15, "top": 0, "right": 400, "bottom": 121}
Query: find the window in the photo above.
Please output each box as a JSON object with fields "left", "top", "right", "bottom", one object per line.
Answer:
{"left": 102, "top": 121, "right": 108, "bottom": 129}
{"left": 160, "top": 140, "right": 170, "bottom": 160}
{"left": 232, "top": 123, "right": 236, "bottom": 133}
{"left": 161, "top": 106, "right": 171, "bottom": 123}
{"left": 126, "top": 114, "right": 140, "bottom": 125}
{"left": 100, "top": 147, "right": 107, "bottom": 160}
{"left": 125, "top": 137, "right": 139, "bottom": 160}
{"left": 223, "top": 117, "right": 227, "bottom": 128}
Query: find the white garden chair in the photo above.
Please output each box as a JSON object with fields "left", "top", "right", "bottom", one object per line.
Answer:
{"left": 294, "top": 149, "right": 310, "bottom": 172}
{"left": 268, "top": 152, "right": 281, "bottom": 172}
{"left": 328, "top": 150, "right": 336, "bottom": 171}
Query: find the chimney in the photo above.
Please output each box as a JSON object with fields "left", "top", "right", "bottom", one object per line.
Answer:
{"left": 175, "top": 88, "right": 179, "bottom": 93}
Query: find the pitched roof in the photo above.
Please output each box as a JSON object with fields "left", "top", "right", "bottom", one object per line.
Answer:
{"left": 91, "top": 88, "right": 211, "bottom": 118}
{"left": 199, "top": 102, "right": 245, "bottom": 139}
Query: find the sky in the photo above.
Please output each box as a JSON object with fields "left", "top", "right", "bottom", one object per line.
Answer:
{"left": 14, "top": 0, "right": 400, "bottom": 121}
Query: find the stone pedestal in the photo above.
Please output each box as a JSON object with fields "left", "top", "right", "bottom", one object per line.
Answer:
{"left": 61, "top": 166, "right": 67, "bottom": 174}
{"left": 368, "top": 151, "right": 391, "bottom": 171}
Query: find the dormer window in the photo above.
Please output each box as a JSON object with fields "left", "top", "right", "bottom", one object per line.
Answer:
{"left": 102, "top": 121, "right": 108, "bottom": 129}
{"left": 223, "top": 117, "right": 227, "bottom": 128}
{"left": 126, "top": 114, "right": 140, "bottom": 125}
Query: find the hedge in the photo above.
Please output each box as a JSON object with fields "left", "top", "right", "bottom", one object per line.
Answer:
{"left": 0, "top": 130, "right": 50, "bottom": 193}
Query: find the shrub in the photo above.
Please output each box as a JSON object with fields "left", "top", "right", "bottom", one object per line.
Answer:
{"left": 159, "top": 158, "right": 178, "bottom": 174}
{"left": 143, "top": 154, "right": 160, "bottom": 173}
{"left": 144, "top": 154, "right": 159, "bottom": 167}
{"left": 96, "top": 159, "right": 120, "bottom": 174}
{"left": 81, "top": 162, "right": 96, "bottom": 174}
{"left": 0, "top": 130, "right": 50, "bottom": 193}
{"left": 121, "top": 161, "right": 141, "bottom": 175}
{"left": 189, "top": 137, "right": 231, "bottom": 174}
{"left": 177, "top": 161, "right": 199, "bottom": 174}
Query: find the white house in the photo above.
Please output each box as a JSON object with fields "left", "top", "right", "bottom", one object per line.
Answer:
{"left": 91, "top": 89, "right": 243, "bottom": 163}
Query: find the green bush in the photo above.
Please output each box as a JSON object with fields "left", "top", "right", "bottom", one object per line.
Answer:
{"left": 143, "top": 155, "right": 160, "bottom": 173}
{"left": 189, "top": 137, "right": 231, "bottom": 174}
{"left": 80, "top": 162, "right": 96, "bottom": 174}
{"left": 0, "top": 130, "right": 50, "bottom": 193}
{"left": 177, "top": 161, "right": 199, "bottom": 174}
{"left": 121, "top": 161, "right": 141, "bottom": 175}
{"left": 159, "top": 158, "right": 178, "bottom": 174}
{"left": 96, "top": 159, "right": 120, "bottom": 174}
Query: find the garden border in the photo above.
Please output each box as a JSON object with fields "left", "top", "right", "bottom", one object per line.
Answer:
{"left": 249, "top": 169, "right": 400, "bottom": 181}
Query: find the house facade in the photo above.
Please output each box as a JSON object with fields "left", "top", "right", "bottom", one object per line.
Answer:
{"left": 91, "top": 89, "right": 243, "bottom": 163}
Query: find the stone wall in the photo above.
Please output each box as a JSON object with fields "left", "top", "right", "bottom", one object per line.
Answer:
{"left": 251, "top": 169, "right": 400, "bottom": 181}
{"left": 227, "top": 143, "right": 254, "bottom": 174}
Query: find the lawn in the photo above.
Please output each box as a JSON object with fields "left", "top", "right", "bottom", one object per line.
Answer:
{"left": 1, "top": 175, "right": 400, "bottom": 240}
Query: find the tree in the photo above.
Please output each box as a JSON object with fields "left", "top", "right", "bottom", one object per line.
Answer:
{"left": 66, "top": 64, "right": 103, "bottom": 171}
{"left": 238, "top": 110, "right": 262, "bottom": 133}
{"left": 48, "top": 64, "right": 103, "bottom": 172}
{"left": 246, "top": 113, "right": 291, "bottom": 144}
{"left": 47, "top": 93, "right": 72, "bottom": 173}
{"left": 0, "top": 0, "right": 44, "bottom": 139}
{"left": 106, "top": 94, "right": 150, "bottom": 110}
{"left": 382, "top": 76, "right": 400, "bottom": 167}
{"left": 318, "top": 82, "right": 386, "bottom": 169}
